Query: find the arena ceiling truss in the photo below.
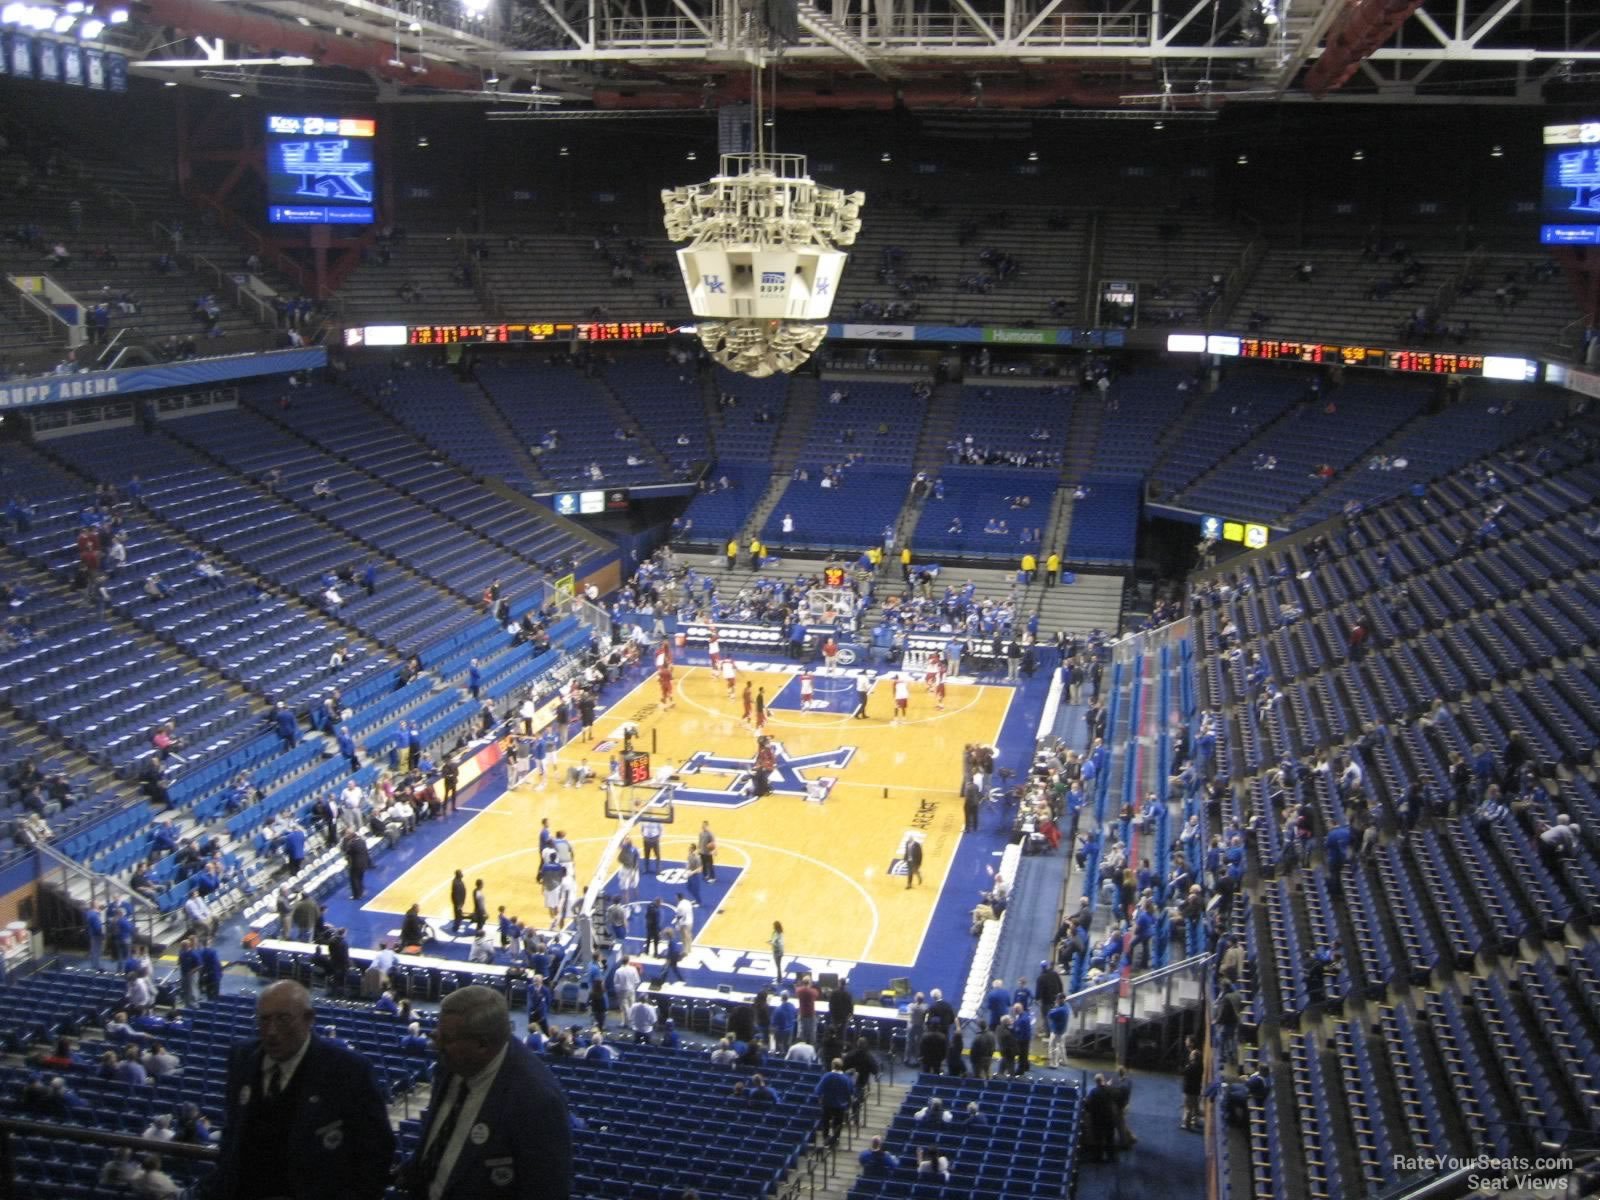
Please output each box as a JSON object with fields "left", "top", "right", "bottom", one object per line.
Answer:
{"left": 106, "top": 0, "right": 1600, "bottom": 110}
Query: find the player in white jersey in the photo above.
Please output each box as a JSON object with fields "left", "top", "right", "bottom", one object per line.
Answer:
{"left": 721, "top": 656, "right": 737, "bottom": 697}
{"left": 893, "top": 674, "right": 910, "bottom": 723}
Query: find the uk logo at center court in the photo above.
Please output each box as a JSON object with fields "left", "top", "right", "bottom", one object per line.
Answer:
{"left": 672, "top": 744, "right": 856, "bottom": 808}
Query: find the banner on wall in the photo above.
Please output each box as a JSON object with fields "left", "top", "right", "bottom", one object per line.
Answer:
{"left": 84, "top": 48, "right": 103, "bottom": 88}
{"left": 61, "top": 44, "right": 81, "bottom": 86}
{"left": 0, "top": 347, "right": 327, "bottom": 411}
{"left": 9, "top": 33, "right": 34, "bottom": 79}
{"left": 35, "top": 39, "right": 58, "bottom": 82}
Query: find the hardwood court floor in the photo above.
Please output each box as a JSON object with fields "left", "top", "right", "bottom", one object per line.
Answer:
{"left": 368, "top": 664, "right": 1012, "bottom": 968}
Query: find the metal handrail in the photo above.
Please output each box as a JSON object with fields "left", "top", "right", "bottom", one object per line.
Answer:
{"left": 94, "top": 327, "right": 128, "bottom": 367}
{"left": 10, "top": 278, "right": 75, "bottom": 343}
{"left": 0, "top": 1114, "right": 219, "bottom": 1161}
{"left": 178, "top": 192, "right": 312, "bottom": 296}
{"left": 34, "top": 842, "right": 164, "bottom": 948}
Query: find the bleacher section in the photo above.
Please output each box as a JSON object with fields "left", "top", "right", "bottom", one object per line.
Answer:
{"left": 1064, "top": 478, "right": 1141, "bottom": 567}
{"left": 1189, "top": 407, "right": 1600, "bottom": 1188}
{"left": 1, "top": 385, "right": 600, "bottom": 923}
{"left": 350, "top": 363, "right": 538, "bottom": 493}
{"left": 710, "top": 370, "right": 791, "bottom": 463}
{"left": 1092, "top": 371, "right": 1194, "bottom": 477}
{"left": 1097, "top": 211, "right": 1249, "bottom": 328}
{"left": 475, "top": 359, "right": 673, "bottom": 488}
{"left": 1177, "top": 377, "right": 1431, "bottom": 521}
{"left": 1231, "top": 241, "right": 1577, "bottom": 355}
{"left": 680, "top": 464, "right": 770, "bottom": 545}
{"left": 852, "top": 1075, "right": 1081, "bottom": 1200}
{"left": 333, "top": 233, "right": 486, "bottom": 325}
{"left": 1147, "top": 369, "right": 1305, "bottom": 505}
{"left": 945, "top": 384, "right": 1072, "bottom": 469}
{"left": 912, "top": 468, "right": 1056, "bottom": 560}
{"left": 763, "top": 470, "right": 913, "bottom": 554}
{"left": 833, "top": 203, "right": 1092, "bottom": 327}
{"left": 595, "top": 354, "right": 711, "bottom": 480}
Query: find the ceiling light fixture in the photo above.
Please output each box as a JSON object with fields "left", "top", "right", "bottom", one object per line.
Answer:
{"left": 662, "top": 16, "right": 863, "bottom": 377}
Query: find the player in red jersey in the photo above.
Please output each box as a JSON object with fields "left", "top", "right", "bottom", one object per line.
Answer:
{"left": 657, "top": 664, "right": 675, "bottom": 709}
{"left": 741, "top": 681, "right": 754, "bottom": 726}
{"left": 924, "top": 651, "right": 942, "bottom": 691}
{"left": 754, "top": 686, "right": 768, "bottom": 731}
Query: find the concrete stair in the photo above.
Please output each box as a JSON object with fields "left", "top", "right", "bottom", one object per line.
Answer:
{"left": 1030, "top": 571, "right": 1127, "bottom": 640}
{"left": 458, "top": 378, "right": 550, "bottom": 489}
{"left": 736, "top": 379, "right": 822, "bottom": 543}
{"left": 776, "top": 1076, "right": 913, "bottom": 1200}
{"left": 592, "top": 379, "right": 674, "bottom": 477}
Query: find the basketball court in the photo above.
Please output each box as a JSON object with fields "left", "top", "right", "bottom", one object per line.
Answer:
{"left": 362, "top": 655, "right": 1033, "bottom": 990}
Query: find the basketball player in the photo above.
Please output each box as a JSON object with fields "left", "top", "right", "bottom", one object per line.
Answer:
{"left": 658, "top": 662, "right": 676, "bottom": 710}
{"left": 742, "top": 681, "right": 754, "bottom": 727}
{"left": 893, "top": 674, "right": 910, "bottom": 724}
{"left": 755, "top": 687, "right": 767, "bottom": 732}
{"left": 707, "top": 629, "right": 722, "bottom": 669}
{"left": 924, "top": 650, "right": 943, "bottom": 692}
{"left": 799, "top": 669, "right": 815, "bottom": 711}
{"left": 721, "top": 655, "right": 737, "bottom": 697}
{"left": 656, "top": 640, "right": 672, "bottom": 670}
{"left": 935, "top": 671, "right": 947, "bottom": 711}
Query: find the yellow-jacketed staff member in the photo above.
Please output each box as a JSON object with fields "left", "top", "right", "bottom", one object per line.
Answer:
{"left": 1021, "top": 552, "right": 1037, "bottom": 584}
{"left": 900, "top": 544, "right": 912, "bottom": 581}
{"left": 1046, "top": 550, "right": 1061, "bottom": 587}
{"left": 749, "top": 537, "right": 764, "bottom": 570}
{"left": 726, "top": 538, "right": 739, "bottom": 571}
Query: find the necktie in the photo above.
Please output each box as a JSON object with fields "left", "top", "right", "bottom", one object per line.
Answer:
{"left": 418, "top": 1080, "right": 471, "bottom": 1188}
{"left": 266, "top": 1065, "right": 283, "bottom": 1099}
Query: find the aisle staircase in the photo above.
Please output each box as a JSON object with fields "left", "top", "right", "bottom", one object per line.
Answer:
{"left": 776, "top": 1077, "right": 912, "bottom": 1200}
{"left": 737, "top": 378, "right": 822, "bottom": 543}
{"left": 457, "top": 379, "right": 549, "bottom": 489}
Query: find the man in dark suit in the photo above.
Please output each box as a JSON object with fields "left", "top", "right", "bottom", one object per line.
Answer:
{"left": 404, "top": 985, "right": 572, "bottom": 1200}
{"left": 201, "top": 980, "right": 394, "bottom": 1200}
{"left": 902, "top": 835, "right": 923, "bottom": 889}
{"left": 450, "top": 869, "right": 468, "bottom": 933}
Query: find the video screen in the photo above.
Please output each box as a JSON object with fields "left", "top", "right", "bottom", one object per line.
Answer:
{"left": 266, "top": 114, "right": 377, "bottom": 226}
{"left": 1541, "top": 120, "right": 1600, "bottom": 245}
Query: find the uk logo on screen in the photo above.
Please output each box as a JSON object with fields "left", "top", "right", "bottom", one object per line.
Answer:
{"left": 554, "top": 493, "right": 578, "bottom": 516}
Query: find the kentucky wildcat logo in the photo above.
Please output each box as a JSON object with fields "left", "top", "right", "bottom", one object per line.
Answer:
{"left": 671, "top": 744, "right": 856, "bottom": 808}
